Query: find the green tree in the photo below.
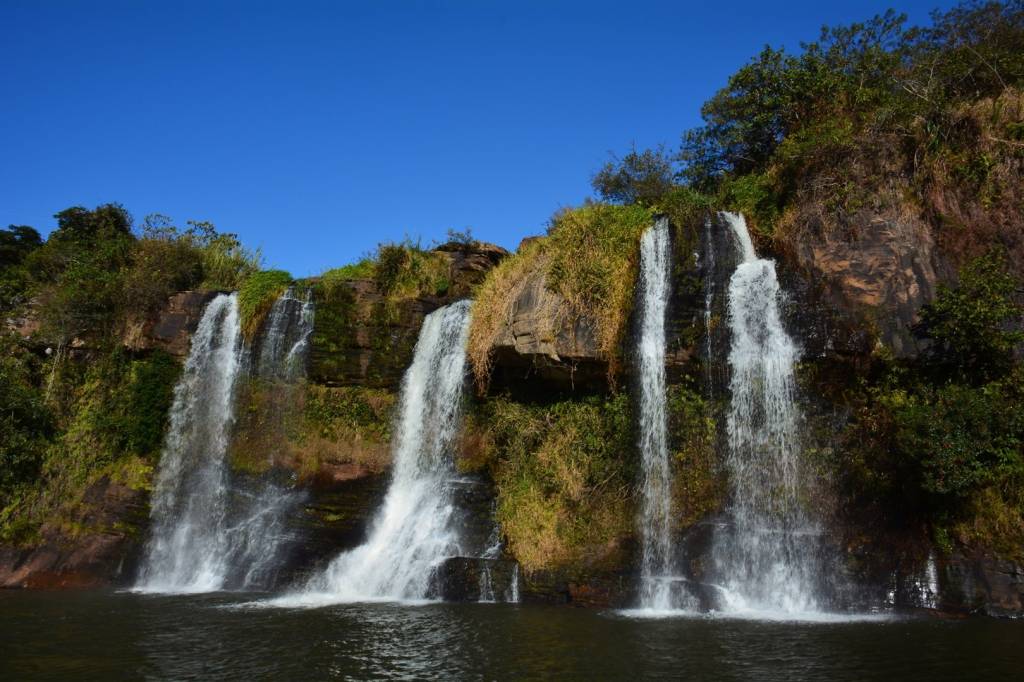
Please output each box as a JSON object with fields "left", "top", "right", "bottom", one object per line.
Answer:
{"left": 919, "top": 251, "right": 1023, "bottom": 380}
{"left": 592, "top": 145, "right": 676, "bottom": 206}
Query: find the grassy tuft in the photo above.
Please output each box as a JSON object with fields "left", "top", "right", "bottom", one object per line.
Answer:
{"left": 238, "top": 269, "right": 293, "bottom": 340}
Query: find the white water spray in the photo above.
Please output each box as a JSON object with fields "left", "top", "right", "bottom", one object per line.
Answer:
{"left": 713, "top": 211, "right": 821, "bottom": 615}
{"left": 290, "top": 300, "right": 473, "bottom": 603}
{"left": 136, "top": 294, "right": 242, "bottom": 592}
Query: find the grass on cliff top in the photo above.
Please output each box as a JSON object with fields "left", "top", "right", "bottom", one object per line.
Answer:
{"left": 468, "top": 203, "right": 653, "bottom": 391}
{"left": 318, "top": 240, "right": 450, "bottom": 303}
{"left": 238, "top": 269, "right": 293, "bottom": 340}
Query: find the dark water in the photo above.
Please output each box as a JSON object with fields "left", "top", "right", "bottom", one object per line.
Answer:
{"left": 2, "top": 591, "right": 1022, "bottom": 681}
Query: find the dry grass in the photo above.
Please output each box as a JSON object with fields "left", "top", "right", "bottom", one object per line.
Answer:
{"left": 468, "top": 204, "right": 653, "bottom": 391}
{"left": 467, "top": 238, "right": 547, "bottom": 391}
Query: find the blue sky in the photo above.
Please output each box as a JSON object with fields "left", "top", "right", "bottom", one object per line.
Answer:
{"left": 2, "top": 0, "right": 952, "bottom": 276}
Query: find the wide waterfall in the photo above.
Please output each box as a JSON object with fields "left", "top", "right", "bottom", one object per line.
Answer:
{"left": 136, "top": 293, "right": 243, "bottom": 592}
{"left": 292, "top": 299, "right": 473, "bottom": 603}
{"left": 137, "top": 288, "right": 314, "bottom": 593}
{"left": 712, "top": 211, "right": 822, "bottom": 615}
{"left": 635, "top": 218, "right": 686, "bottom": 612}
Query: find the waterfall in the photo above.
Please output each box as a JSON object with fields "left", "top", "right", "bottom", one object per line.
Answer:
{"left": 712, "top": 211, "right": 822, "bottom": 615}
{"left": 635, "top": 218, "right": 687, "bottom": 612}
{"left": 253, "top": 286, "right": 314, "bottom": 381}
{"left": 226, "top": 286, "right": 314, "bottom": 589}
{"left": 137, "top": 288, "right": 314, "bottom": 593}
{"left": 136, "top": 294, "right": 242, "bottom": 592}
{"left": 294, "top": 300, "right": 473, "bottom": 603}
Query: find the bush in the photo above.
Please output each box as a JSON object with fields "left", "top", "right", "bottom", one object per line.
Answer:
{"left": 892, "top": 377, "right": 1024, "bottom": 503}
{"left": 919, "top": 251, "right": 1023, "bottom": 380}
{"left": 592, "top": 145, "right": 676, "bottom": 206}
{"left": 0, "top": 335, "right": 52, "bottom": 495}
{"left": 478, "top": 394, "right": 635, "bottom": 571}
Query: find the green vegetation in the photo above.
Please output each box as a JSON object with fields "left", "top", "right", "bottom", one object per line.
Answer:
{"left": 238, "top": 269, "right": 293, "bottom": 339}
{"left": 467, "top": 394, "right": 635, "bottom": 572}
{"left": 230, "top": 381, "right": 396, "bottom": 478}
{"left": 666, "top": 383, "right": 723, "bottom": 527}
{"left": 845, "top": 253, "right": 1024, "bottom": 558}
{"left": 0, "top": 205, "right": 258, "bottom": 544}
{"left": 919, "top": 251, "right": 1024, "bottom": 381}
{"left": 311, "top": 240, "right": 452, "bottom": 386}
{"left": 592, "top": 2, "right": 1024, "bottom": 238}
{"left": 318, "top": 239, "right": 450, "bottom": 302}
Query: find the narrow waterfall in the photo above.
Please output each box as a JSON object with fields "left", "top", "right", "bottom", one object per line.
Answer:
{"left": 252, "top": 286, "right": 314, "bottom": 381}
{"left": 635, "top": 218, "right": 685, "bottom": 611}
{"left": 225, "top": 286, "right": 314, "bottom": 589}
{"left": 712, "top": 211, "right": 821, "bottom": 614}
{"left": 297, "top": 300, "right": 473, "bottom": 603}
{"left": 137, "top": 288, "right": 314, "bottom": 593}
{"left": 136, "top": 293, "right": 242, "bottom": 592}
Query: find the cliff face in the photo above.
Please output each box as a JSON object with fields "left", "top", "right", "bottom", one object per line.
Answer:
{"left": 310, "top": 242, "right": 507, "bottom": 389}
{"left": 3, "top": 210, "right": 1021, "bottom": 617}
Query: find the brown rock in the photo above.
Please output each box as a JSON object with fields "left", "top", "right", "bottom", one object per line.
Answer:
{"left": 129, "top": 290, "right": 222, "bottom": 358}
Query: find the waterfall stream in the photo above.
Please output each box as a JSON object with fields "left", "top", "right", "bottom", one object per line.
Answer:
{"left": 137, "top": 288, "right": 314, "bottom": 593}
{"left": 289, "top": 300, "right": 473, "bottom": 604}
{"left": 136, "top": 294, "right": 243, "bottom": 592}
{"left": 712, "top": 212, "right": 822, "bottom": 615}
{"left": 635, "top": 218, "right": 688, "bottom": 612}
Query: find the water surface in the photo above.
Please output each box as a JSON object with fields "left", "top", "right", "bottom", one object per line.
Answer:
{"left": 2, "top": 591, "right": 1022, "bottom": 680}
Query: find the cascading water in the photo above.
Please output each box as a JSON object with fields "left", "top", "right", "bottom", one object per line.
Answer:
{"left": 224, "top": 286, "right": 315, "bottom": 589}
{"left": 252, "top": 286, "right": 314, "bottom": 381}
{"left": 635, "top": 218, "right": 689, "bottom": 612}
{"left": 291, "top": 300, "right": 473, "bottom": 603}
{"left": 137, "top": 288, "right": 315, "bottom": 593}
{"left": 136, "top": 293, "right": 242, "bottom": 592}
{"left": 711, "top": 211, "right": 822, "bottom": 615}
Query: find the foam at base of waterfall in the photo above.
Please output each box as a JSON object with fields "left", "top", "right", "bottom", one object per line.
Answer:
{"left": 270, "top": 301, "right": 473, "bottom": 607}
{"left": 711, "top": 212, "right": 828, "bottom": 617}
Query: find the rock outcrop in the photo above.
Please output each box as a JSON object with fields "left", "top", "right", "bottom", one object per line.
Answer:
{"left": 774, "top": 209, "right": 946, "bottom": 358}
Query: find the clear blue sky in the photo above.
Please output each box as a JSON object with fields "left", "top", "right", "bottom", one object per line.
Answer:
{"left": 2, "top": 0, "right": 952, "bottom": 276}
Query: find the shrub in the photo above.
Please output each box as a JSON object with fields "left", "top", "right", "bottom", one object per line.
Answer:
{"left": 919, "top": 251, "right": 1023, "bottom": 381}
{"left": 479, "top": 394, "right": 636, "bottom": 571}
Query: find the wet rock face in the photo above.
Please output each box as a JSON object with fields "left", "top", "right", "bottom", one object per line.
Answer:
{"left": 0, "top": 477, "right": 148, "bottom": 589}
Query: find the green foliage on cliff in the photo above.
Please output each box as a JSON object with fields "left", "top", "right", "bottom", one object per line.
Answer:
{"left": 319, "top": 240, "right": 450, "bottom": 302}
{"left": 845, "top": 250, "right": 1024, "bottom": 556}
{"left": 919, "top": 251, "right": 1024, "bottom": 381}
{"left": 666, "top": 383, "right": 724, "bottom": 527}
{"left": 0, "top": 335, "right": 52, "bottom": 497}
{"left": 470, "top": 394, "right": 635, "bottom": 572}
{"left": 238, "top": 269, "right": 294, "bottom": 339}
{"left": 0, "top": 204, "right": 260, "bottom": 544}
{"left": 0, "top": 225, "right": 43, "bottom": 313}
{"left": 0, "top": 347, "right": 180, "bottom": 543}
